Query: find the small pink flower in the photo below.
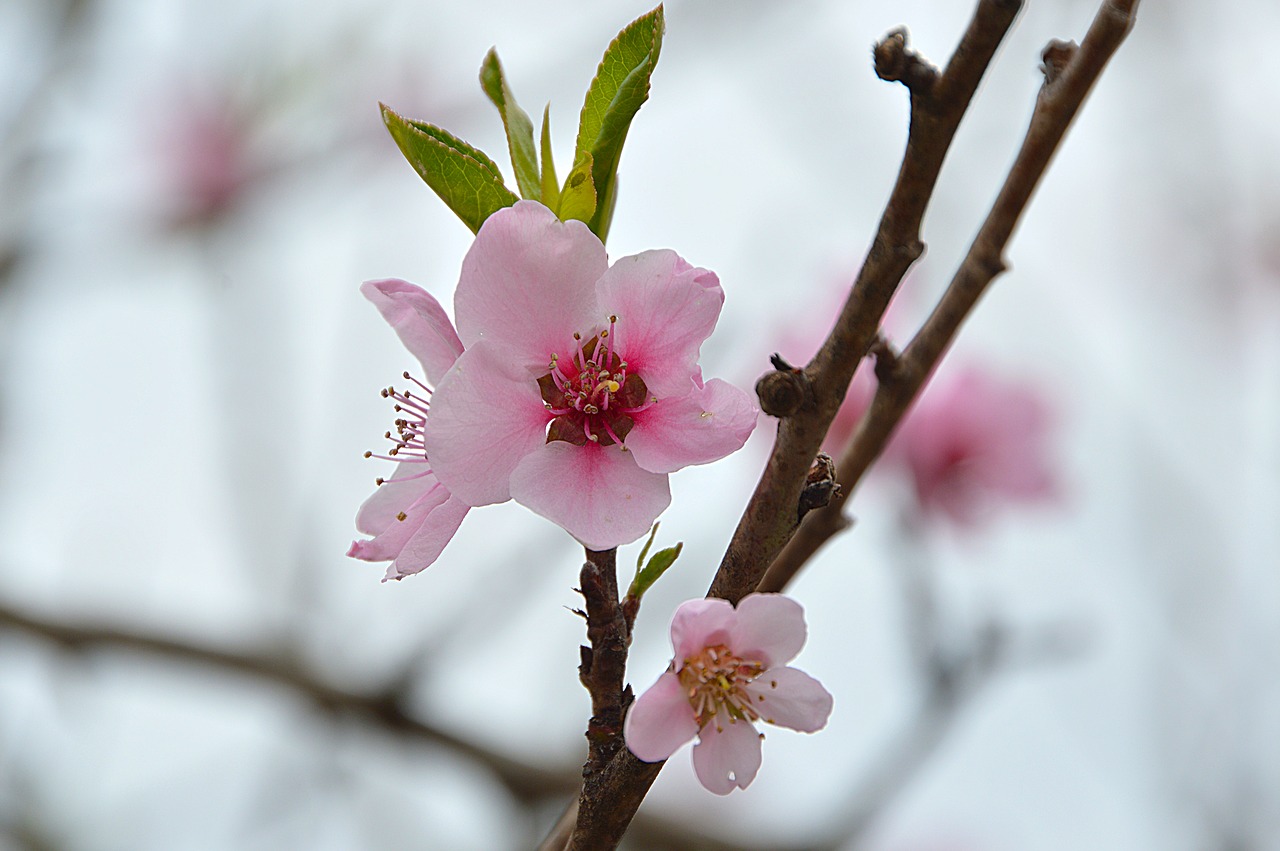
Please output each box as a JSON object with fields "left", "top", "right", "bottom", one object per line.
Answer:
{"left": 624, "top": 593, "right": 833, "bottom": 795}
{"left": 888, "top": 366, "right": 1057, "bottom": 526}
{"left": 348, "top": 201, "right": 758, "bottom": 576}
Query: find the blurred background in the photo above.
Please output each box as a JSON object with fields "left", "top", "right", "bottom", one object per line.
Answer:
{"left": 1, "top": 0, "right": 1277, "bottom": 848}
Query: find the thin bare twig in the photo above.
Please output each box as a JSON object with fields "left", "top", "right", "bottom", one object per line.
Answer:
{"left": 759, "top": 0, "right": 1141, "bottom": 595}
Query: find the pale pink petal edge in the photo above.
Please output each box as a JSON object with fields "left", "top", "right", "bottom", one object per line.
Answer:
{"left": 627, "top": 378, "right": 758, "bottom": 475}
{"left": 360, "top": 278, "right": 463, "bottom": 386}
{"left": 743, "top": 666, "right": 833, "bottom": 733}
{"left": 728, "top": 593, "right": 808, "bottom": 668}
{"left": 624, "top": 671, "right": 700, "bottom": 762}
{"left": 691, "top": 712, "right": 762, "bottom": 795}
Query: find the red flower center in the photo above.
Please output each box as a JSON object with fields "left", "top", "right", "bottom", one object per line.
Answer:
{"left": 539, "top": 316, "right": 652, "bottom": 447}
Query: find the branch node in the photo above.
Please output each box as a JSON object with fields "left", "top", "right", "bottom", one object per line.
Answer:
{"left": 756, "top": 355, "right": 809, "bottom": 418}
{"left": 870, "top": 335, "right": 901, "bottom": 384}
{"left": 873, "top": 27, "right": 939, "bottom": 95}
{"left": 798, "top": 452, "right": 840, "bottom": 522}
{"left": 1040, "top": 39, "right": 1078, "bottom": 86}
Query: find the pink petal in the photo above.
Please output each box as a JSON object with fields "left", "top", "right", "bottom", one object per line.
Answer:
{"left": 422, "top": 342, "right": 551, "bottom": 507}
{"left": 727, "top": 593, "right": 808, "bottom": 668}
{"left": 348, "top": 480, "right": 449, "bottom": 560}
{"left": 453, "top": 201, "right": 607, "bottom": 372}
{"left": 743, "top": 666, "right": 834, "bottom": 733}
{"left": 507, "top": 441, "right": 671, "bottom": 551}
{"left": 380, "top": 496, "right": 470, "bottom": 582}
{"left": 670, "top": 598, "right": 735, "bottom": 664}
{"left": 347, "top": 485, "right": 470, "bottom": 581}
{"left": 626, "top": 378, "right": 758, "bottom": 474}
{"left": 691, "top": 711, "right": 763, "bottom": 795}
{"left": 623, "top": 671, "right": 700, "bottom": 762}
{"left": 595, "top": 250, "right": 724, "bottom": 398}
{"left": 888, "top": 365, "right": 1057, "bottom": 526}
{"left": 353, "top": 461, "right": 439, "bottom": 536}
{"left": 360, "top": 279, "right": 464, "bottom": 386}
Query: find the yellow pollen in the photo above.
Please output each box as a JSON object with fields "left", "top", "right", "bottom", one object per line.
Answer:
{"left": 678, "top": 643, "right": 766, "bottom": 728}
{"left": 605, "top": 380, "right": 620, "bottom": 393}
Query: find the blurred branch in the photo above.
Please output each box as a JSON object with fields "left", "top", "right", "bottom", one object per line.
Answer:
{"left": 832, "top": 514, "right": 1085, "bottom": 845}
{"left": 759, "top": 0, "right": 1140, "bottom": 595}
{"left": 0, "top": 595, "right": 753, "bottom": 851}
{"left": 0, "top": 596, "right": 574, "bottom": 804}
{"left": 0, "top": 0, "right": 92, "bottom": 285}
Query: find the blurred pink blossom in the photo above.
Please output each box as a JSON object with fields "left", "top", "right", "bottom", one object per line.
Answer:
{"left": 157, "top": 93, "right": 258, "bottom": 226}
{"left": 349, "top": 201, "right": 758, "bottom": 577}
{"left": 887, "top": 366, "right": 1057, "bottom": 526}
{"left": 625, "top": 593, "right": 832, "bottom": 795}
{"left": 771, "top": 282, "right": 890, "bottom": 453}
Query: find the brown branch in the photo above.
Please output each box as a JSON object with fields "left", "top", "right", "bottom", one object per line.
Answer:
{"left": 575, "top": 547, "right": 631, "bottom": 782}
{"left": 0, "top": 597, "right": 575, "bottom": 804}
{"left": 568, "top": 546, "right": 647, "bottom": 848}
{"left": 561, "top": 2, "right": 1028, "bottom": 847}
{"left": 709, "top": 0, "right": 1022, "bottom": 608}
{"left": 759, "top": 0, "right": 1140, "bottom": 595}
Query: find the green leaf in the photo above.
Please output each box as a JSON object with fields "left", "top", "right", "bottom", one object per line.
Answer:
{"left": 381, "top": 104, "right": 519, "bottom": 233}
{"left": 628, "top": 542, "right": 683, "bottom": 601}
{"left": 479, "top": 49, "right": 541, "bottom": 202}
{"left": 557, "top": 152, "right": 597, "bottom": 224}
{"left": 635, "top": 523, "right": 660, "bottom": 574}
{"left": 573, "top": 5, "right": 664, "bottom": 239}
{"left": 539, "top": 104, "right": 560, "bottom": 210}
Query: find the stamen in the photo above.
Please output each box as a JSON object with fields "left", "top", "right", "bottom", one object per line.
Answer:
{"left": 678, "top": 643, "right": 766, "bottom": 728}
{"left": 376, "top": 467, "right": 434, "bottom": 486}
{"left": 537, "top": 315, "right": 653, "bottom": 449}
{"left": 365, "top": 373, "right": 434, "bottom": 478}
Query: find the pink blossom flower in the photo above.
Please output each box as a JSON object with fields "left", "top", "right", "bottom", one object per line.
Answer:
{"left": 624, "top": 593, "right": 833, "bottom": 795}
{"left": 348, "top": 201, "right": 758, "bottom": 577}
{"left": 155, "top": 91, "right": 258, "bottom": 227}
{"left": 887, "top": 365, "right": 1057, "bottom": 526}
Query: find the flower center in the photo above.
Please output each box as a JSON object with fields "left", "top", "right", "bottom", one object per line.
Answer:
{"left": 678, "top": 643, "right": 767, "bottom": 729}
{"left": 539, "top": 315, "right": 653, "bottom": 447}
{"left": 362, "top": 372, "right": 435, "bottom": 510}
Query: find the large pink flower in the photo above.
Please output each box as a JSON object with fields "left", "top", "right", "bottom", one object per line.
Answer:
{"left": 348, "top": 201, "right": 757, "bottom": 577}
{"left": 624, "top": 593, "right": 833, "bottom": 795}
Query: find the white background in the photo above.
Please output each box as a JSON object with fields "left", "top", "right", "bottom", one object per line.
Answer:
{"left": 1, "top": 0, "right": 1277, "bottom": 849}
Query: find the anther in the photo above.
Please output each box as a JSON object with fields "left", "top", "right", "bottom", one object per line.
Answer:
{"left": 396, "top": 511, "right": 407, "bottom": 521}
{"left": 364, "top": 451, "right": 373, "bottom": 458}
